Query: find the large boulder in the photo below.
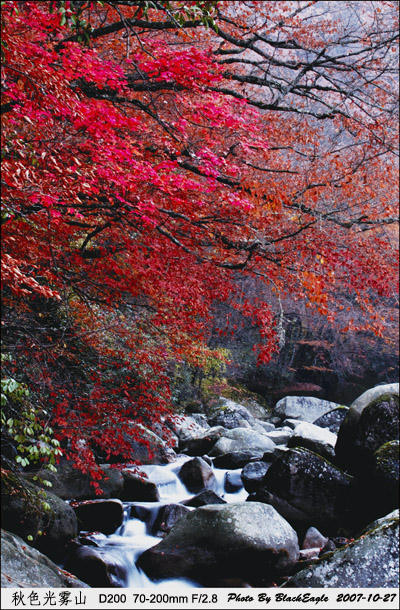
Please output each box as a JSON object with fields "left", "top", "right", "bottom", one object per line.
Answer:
{"left": 181, "top": 490, "right": 227, "bottom": 507}
{"left": 178, "top": 457, "right": 217, "bottom": 493}
{"left": 253, "top": 448, "right": 354, "bottom": 534}
{"left": 171, "top": 416, "right": 210, "bottom": 447}
{"left": 1, "top": 530, "right": 88, "bottom": 588}
{"left": 24, "top": 462, "right": 124, "bottom": 501}
{"left": 286, "top": 422, "right": 337, "bottom": 461}
{"left": 137, "top": 502, "right": 299, "bottom": 586}
{"left": 273, "top": 396, "right": 342, "bottom": 424}
{"left": 71, "top": 499, "right": 124, "bottom": 535}
{"left": 209, "top": 428, "right": 276, "bottom": 457}
{"left": 285, "top": 510, "right": 399, "bottom": 588}
{"left": 1, "top": 474, "right": 78, "bottom": 561}
{"left": 335, "top": 384, "right": 399, "bottom": 469}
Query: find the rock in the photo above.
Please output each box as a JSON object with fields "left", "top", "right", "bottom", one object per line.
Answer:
{"left": 212, "top": 451, "right": 263, "bottom": 470}
{"left": 335, "top": 384, "right": 399, "bottom": 469}
{"left": 181, "top": 426, "right": 225, "bottom": 456}
{"left": 284, "top": 510, "right": 399, "bottom": 588}
{"left": 120, "top": 470, "right": 160, "bottom": 502}
{"left": 1, "top": 530, "right": 88, "bottom": 588}
{"left": 286, "top": 422, "right": 337, "bottom": 460}
{"left": 1, "top": 474, "right": 78, "bottom": 561}
{"left": 178, "top": 457, "right": 217, "bottom": 493}
{"left": 137, "top": 502, "right": 299, "bottom": 586}
{"left": 254, "top": 448, "right": 354, "bottom": 534}
{"left": 24, "top": 462, "right": 124, "bottom": 501}
{"left": 370, "top": 440, "right": 399, "bottom": 514}
{"left": 350, "top": 394, "right": 399, "bottom": 472}
{"left": 252, "top": 420, "right": 275, "bottom": 433}
{"left": 209, "top": 428, "right": 276, "bottom": 457}
{"left": 313, "top": 407, "right": 348, "bottom": 434}
{"left": 151, "top": 504, "right": 191, "bottom": 537}
{"left": 241, "top": 461, "right": 271, "bottom": 494}
{"left": 126, "top": 423, "right": 177, "bottom": 465}
{"left": 172, "top": 416, "right": 210, "bottom": 447}
{"left": 224, "top": 471, "right": 243, "bottom": 493}
{"left": 181, "top": 490, "right": 227, "bottom": 507}
{"left": 71, "top": 499, "right": 124, "bottom": 535}
{"left": 208, "top": 399, "right": 255, "bottom": 430}
{"left": 63, "top": 541, "right": 128, "bottom": 587}
{"left": 282, "top": 419, "right": 303, "bottom": 430}
{"left": 299, "top": 548, "right": 321, "bottom": 561}
{"left": 273, "top": 396, "right": 342, "bottom": 424}
{"left": 263, "top": 429, "right": 293, "bottom": 445}
{"left": 302, "top": 527, "right": 329, "bottom": 550}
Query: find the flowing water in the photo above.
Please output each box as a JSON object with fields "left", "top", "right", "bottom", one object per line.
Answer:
{"left": 83, "top": 456, "right": 248, "bottom": 588}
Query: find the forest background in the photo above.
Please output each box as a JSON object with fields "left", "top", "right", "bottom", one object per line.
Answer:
{"left": 1, "top": 0, "right": 399, "bottom": 484}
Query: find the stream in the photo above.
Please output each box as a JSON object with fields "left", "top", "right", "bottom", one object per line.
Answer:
{"left": 79, "top": 456, "right": 248, "bottom": 588}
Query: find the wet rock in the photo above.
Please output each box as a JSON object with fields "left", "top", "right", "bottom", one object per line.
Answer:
{"left": 1, "top": 530, "right": 88, "bottom": 588}
{"left": 273, "top": 396, "right": 342, "bottom": 424}
{"left": 209, "top": 428, "right": 276, "bottom": 457}
{"left": 313, "top": 407, "right": 348, "bottom": 434}
{"left": 137, "top": 502, "right": 299, "bottom": 586}
{"left": 64, "top": 541, "right": 128, "bottom": 587}
{"left": 181, "top": 489, "right": 227, "bottom": 507}
{"left": 224, "top": 471, "right": 243, "bottom": 493}
{"left": 286, "top": 422, "right": 337, "bottom": 460}
{"left": 335, "top": 384, "right": 399, "bottom": 469}
{"left": 120, "top": 471, "right": 160, "bottom": 502}
{"left": 71, "top": 499, "right": 124, "bottom": 535}
{"left": 151, "top": 504, "right": 191, "bottom": 537}
{"left": 181, "top": 426, "right": 225, "bottom": 456}
{"left": 212, "top": 451, "right": 263, "bottom": 470}
{"left": 285, "top": 510, "right": 399, "bottom": 588}
{"left": 241, "top": 461, "right": 271, "bottom": 494}
{"left": 178, "top": 457, "right": 217, "bottom": 493}
{"left": 254, "top": 448, "right": 354, "bottom": 534}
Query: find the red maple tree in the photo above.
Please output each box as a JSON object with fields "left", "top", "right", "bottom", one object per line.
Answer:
{"left": 1, "top": 1, "right": 398, "bottom": 481}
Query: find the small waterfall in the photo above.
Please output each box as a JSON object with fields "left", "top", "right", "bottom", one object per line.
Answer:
{"left": 87, "top": 455, "right": 248, "bottom": 587}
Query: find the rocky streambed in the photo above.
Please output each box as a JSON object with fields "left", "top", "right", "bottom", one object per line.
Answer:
{"left": 1, "top": 383, "right": 399, "bottom": 588}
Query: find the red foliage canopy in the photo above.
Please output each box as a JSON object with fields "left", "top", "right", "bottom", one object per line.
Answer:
{"left": 1, "top": 1, "right": 398, "bottom": 478}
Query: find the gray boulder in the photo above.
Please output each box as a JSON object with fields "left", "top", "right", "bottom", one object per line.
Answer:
{"left": 208, "top": 399, "right": 255, "bottom": 429}
{"left": 209, "top": 428, "right": 276, "bottom": 457}
{"left": 1, "top": 530, "right": 88, "bottom": 588}
{"left": 302, "top": 527, "right": 329, "bottom": 550}
{"left": 263, "top": 429, "right": 294, "bottom": 445}
{"left": 273, "top": 396, "right": 342, "bottom": 423}
{"left": 335, "top": 384, "right": 399, "bottom": 469}
{"left": 285, "top": 510, "right": 399, "bottom": 588}
{"left": 287, "top": 422, "right": 337, "bottom": 460}
{"left": 172, "top": 415, "right": 210, "bottom": 447}
{"left": 137, "top": 502, "right": 299, "bottom": 586}
{"left": 178, "top": 457, "right": 217, "bottom": 493}
{"left": 224, "top": 470, "right": 243, "bottom": 493}
{"left": 313, "top": 407, "right": 348, "bottom": 434}
{"left": 254, "top": 448, "right": 354, "bottom": 534}
{"left": 241, "top": 461, "right": 271, "bottom": 494}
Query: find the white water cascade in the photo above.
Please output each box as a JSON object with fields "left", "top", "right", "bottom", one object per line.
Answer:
{"left": 83, "top": 456, "right": 248, "bottom": 588}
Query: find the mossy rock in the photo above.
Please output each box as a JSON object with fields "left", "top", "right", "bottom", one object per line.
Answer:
{"left": 1, "top": 470, "right": 77, "bottom": 561}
